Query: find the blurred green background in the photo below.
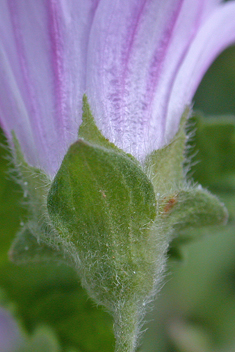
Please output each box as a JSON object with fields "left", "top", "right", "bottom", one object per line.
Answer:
{"left": 1, "top": 46, "right": 235, "bottom": 352}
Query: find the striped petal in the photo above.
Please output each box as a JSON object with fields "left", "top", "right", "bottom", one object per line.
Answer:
{"left": 86, "top": 0, "right": 234, "bottom": 160}
{"left": 166, "top": 1, "right": 235, "bottom": 143}
{"left": 1, "top": 0, "right": 235, "bottom": 173}
{"left": 0, "top": 0, "right": 100, "bottom": 176}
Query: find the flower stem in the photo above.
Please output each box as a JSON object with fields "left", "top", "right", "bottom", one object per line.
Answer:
{"left": 113, "top": 301, "right": 142, "bottom": 352}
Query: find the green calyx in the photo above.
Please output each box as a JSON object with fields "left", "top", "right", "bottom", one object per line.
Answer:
{"left": 47, "top": 139, "right": 158, "bottom": 301}
{"left": 10, "top": 96, "right": 228, "bottom": 352}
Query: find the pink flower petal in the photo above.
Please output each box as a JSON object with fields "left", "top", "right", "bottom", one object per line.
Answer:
{"left": 166, "top": 1, "right": 235, "bottom": 144}
{"left": 0, "top": 0, "right": 100, "bottom": 176}
{"left": 86, "top": 0, "right": 222, "bottom": 161}
{"left": 1, "top": 0, "right": 235, "bottom": 173}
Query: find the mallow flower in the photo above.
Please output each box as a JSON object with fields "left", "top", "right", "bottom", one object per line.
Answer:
{"left": 0, "top": 1, "right": 234, "bottom": 351}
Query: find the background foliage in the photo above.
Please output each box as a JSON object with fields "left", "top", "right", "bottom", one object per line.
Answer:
{"left": 1, "top": 46, "right": 235, "bottom": 352}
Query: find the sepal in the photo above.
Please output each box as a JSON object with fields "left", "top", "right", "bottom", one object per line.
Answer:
{"left": 144, "top": 107, "right": 189, "bottom": 194}
{"left": 162, "top": 187, "right": 228, "bottom": 230}
{"left": 9, "top": 225, "right": 66, "bottom": 265}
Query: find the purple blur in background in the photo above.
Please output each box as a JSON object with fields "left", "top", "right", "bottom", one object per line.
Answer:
{"left": 0, "top": 307, "right": 21, "bottom": 352}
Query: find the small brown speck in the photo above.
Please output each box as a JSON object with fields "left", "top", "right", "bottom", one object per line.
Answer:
{"left": 164, "top": 197, "right": 177, "bottom": 213}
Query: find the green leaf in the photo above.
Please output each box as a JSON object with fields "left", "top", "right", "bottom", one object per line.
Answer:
{"left": 0, "top": 263, "right": 115, "bottom": 352}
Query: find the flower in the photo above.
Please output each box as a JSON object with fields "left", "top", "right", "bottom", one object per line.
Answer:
{"left": 0, "top": 0, "right": 235, "bottom": 177}
{"left": 1, "top": 4, "right": 232, "bottom": 351}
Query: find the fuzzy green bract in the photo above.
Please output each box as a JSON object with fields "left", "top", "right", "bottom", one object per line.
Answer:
{"left": 10, "top": 97, "right": 228, "bottom": 352}
{"left": 47, "top": 140, "right": 158, "bottom": 302}
{"left": 47, "top": 98, "right": 163, "bottom": 352}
